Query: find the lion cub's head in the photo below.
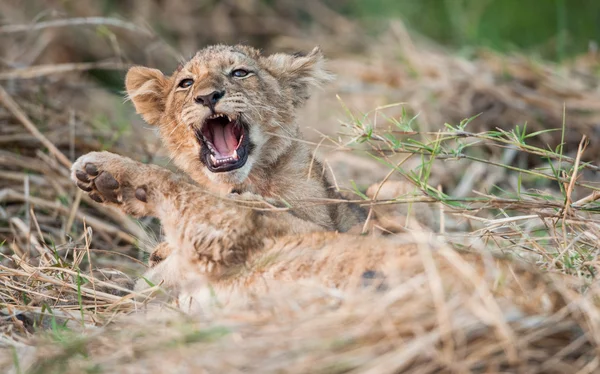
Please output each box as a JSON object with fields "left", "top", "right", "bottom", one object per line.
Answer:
{"left": 125, "top": 45, "right": 331, "bottom": 186}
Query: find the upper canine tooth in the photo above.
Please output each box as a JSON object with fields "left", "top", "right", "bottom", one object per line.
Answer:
{"left": 235, "top": 135, "right": 244, "bottom": 150}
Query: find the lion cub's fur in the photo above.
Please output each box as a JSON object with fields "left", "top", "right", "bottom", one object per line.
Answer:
{"left": 70, "top": 45, "right": 560, "bottom": 315}
{"left": 125, "top": 44, "right": 364, "bottom": 232}
{"left": 71, "top": 45, "right": 378, "bottom": 305}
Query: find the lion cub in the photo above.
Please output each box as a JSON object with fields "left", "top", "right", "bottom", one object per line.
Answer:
{"left": 72, "top": 45, "right": 364, "bottom": 285}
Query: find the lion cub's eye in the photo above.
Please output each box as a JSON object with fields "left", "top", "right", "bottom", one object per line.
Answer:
{"left": 178, "top": 78, "right": 194, "bottom": 88}
{"left": 231, "top": 69, "right": 249, "bottom": 78}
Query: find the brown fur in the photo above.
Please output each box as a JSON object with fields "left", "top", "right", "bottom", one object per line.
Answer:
{"left": 72, "top": 150, "right": 481, "bottom": 314}
{"left": 70, "top": 47, "right": 562, "bottom": 315}
{"left": 70, "top": 151, "right": 380, "bottom": 305}
{"left": 124, "top": 44, "right": 363, "bottom": 231}
{"left": 71, "top": 45, "right": 374, "bottom": 304}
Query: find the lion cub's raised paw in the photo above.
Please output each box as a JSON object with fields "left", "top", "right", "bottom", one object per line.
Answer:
{"left": 71, "top": 151, "right": 151, "bottom": 215}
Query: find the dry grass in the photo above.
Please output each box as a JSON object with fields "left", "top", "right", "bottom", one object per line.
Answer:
{"left": 5, "top": 243, "right": 600, "bottom": 373}
{"left": 1, "top": 2, "right": 600, "bottom": 373}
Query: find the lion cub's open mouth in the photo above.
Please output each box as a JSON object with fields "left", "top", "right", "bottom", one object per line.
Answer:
{"left": 197, "top": 113, "right": 249, "bottom": 173}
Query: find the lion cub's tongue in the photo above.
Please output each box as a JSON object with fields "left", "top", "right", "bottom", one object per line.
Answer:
{"left": 213, "top": 123, "right": 237, "bottom": 156}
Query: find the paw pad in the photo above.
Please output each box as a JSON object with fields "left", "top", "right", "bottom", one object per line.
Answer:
{"left": 75, "top": 170, "right": 90, "bottom": 183}
{"left": 74, "top": 162, "right": 122, "bottom": 204}
{"left": 89, "top": 193, "right": 104, "bottom": 203}
{"left": 85, "top": 163, "right": 99, "bottom": 176}
{"left": 135, "top": 187, "right": 148, "bottom": 203}
{"left": 72, "top": 156, "right": 150, "bottom": 209}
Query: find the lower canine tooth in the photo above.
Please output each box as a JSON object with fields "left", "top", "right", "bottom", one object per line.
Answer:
{"left": 210, "top": 154, "right": 217, "bottom": 163}
{"left": 232, "top": 150, "right": 239, "bottom": 160}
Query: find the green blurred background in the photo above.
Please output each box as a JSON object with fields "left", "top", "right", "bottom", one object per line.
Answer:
{"left": 5, "top": 0, "right": 598, "bottom": 68}
{"left": 345, "top": 0, "right": 600, "bottom": 60}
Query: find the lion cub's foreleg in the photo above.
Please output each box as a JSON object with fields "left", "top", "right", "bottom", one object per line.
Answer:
{"left": 71, "top": 151, "right": 171, "bottom": 217}
{"left": 71, "top": 151, "right": 322, "bottom": 273}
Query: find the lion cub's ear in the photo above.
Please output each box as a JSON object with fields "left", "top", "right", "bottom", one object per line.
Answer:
{"left": 125, "top": 66, "right": 169, "bottom": 126}
{"left": 262, "top": 47, "right": 334, "bottom": 106}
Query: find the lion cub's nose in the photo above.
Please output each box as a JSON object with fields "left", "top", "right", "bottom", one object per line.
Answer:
{"left": 195, "top": 90, "right": 225, "bottom": 109}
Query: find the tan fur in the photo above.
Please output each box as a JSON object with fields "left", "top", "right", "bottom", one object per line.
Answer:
{"left": 70, "top": 46, "right": 558, "bottom": 314}
{"left": 70, "top": 45, "right": 378, "bottom": 306}
{"left": 124, "top": 44, "right": 363, "bottom": 231}
{"left": 71, "top": 150, "right": 408, "bottom": 310}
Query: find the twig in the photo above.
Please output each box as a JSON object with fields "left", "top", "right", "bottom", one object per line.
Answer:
{"left": 572, "top": 191, "right": 600, "bottom": 207}
{"left": 0, "top": 17, "right": 152, "bottom": 36}
{"left": 0, "top": 188, "right": 137, "bottom": 243}
{"left": 361, "top": 154, "right": 412, "bottom": 234}
{"left": 9, "top": 217, "right": 52, "bottom": 262}
{"left": 563, "top": 136, "right": 588, "bottom": 214}
{"left": 65, "top": 189, "right": 83, "bottom": 239}
{"left": 0, "top": 61, "right": 126, "bottom": 80}
{"left": 8, "top": 261, "right": 136, "bottom": 303}
{"left": 0, "top": 84, "right": 72, "bottom": 169}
